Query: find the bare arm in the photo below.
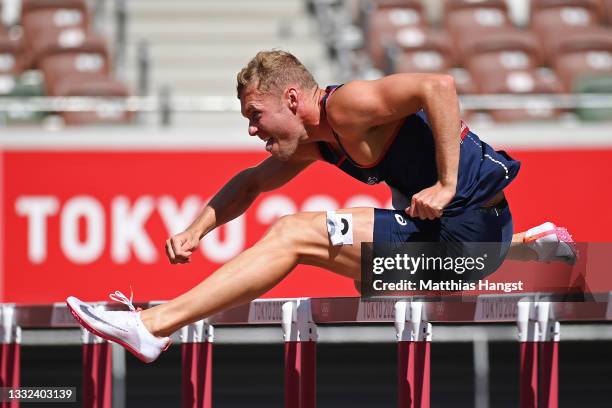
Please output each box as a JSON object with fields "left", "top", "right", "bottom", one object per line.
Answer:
{"left": 166, "top": 144, "right": 319, "bottom": 263}
{"left": 188, "top": 155, "right": 314, "bottom": 239}
{"left": 328, "top": 74, "right": 461, "bottom": 219}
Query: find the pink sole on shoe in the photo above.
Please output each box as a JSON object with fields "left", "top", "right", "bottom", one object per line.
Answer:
{"left": 66, "top": 301, "right": 158, "bottom": 363}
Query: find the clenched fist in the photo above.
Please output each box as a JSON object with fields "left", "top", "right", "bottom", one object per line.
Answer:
{"left": 165, "top": 229, "right": 200, "bottom": 264}
{"left": 406, "top": 181, "right": 456, "bottom": 220}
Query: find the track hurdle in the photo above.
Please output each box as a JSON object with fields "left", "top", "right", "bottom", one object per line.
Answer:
{"left": 0, "top": 305, "right": 20, "bottom": 408}
{"left": 282, "top": 299, "right": 317, "bottom": 408}
{"left": 517, "top": 300, "right": 560, "bottom": 408}
{"left": 181, "top": 319, "right": 214, "bottom": 408}
{"left": 395, "top": 300, "right": 432, "bottom": 408}
{"left": 80, "top": 305, "right": 112, "bottom": 408}
{"left": 2, "top": 293, "right": 612, "bottom": 407}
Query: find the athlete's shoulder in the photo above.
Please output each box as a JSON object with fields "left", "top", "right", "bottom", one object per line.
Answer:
{"left": 325, "top": 80, "right": 382, "bottom": 136}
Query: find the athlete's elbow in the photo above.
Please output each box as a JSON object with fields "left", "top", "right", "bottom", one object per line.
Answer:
{"left": 422, "top": 74, "right": 456, "bottom": 97}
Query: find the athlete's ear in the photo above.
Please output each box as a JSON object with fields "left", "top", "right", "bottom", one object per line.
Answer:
{"left": 286, "top": 87, "right": 298, "bottom": 113}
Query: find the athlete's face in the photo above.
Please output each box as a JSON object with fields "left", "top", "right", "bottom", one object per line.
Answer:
{"left": 240, "top": 86, "right": 305, "bottom": 161}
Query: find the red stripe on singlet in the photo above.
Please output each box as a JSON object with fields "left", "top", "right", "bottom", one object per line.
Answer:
{"left": 460, "top": 119, "right": 469, "bottom": 140}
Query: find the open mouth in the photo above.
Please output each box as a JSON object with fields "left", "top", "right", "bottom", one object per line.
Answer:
{"left": 265, "top": 138, "right": 276, "bottom": 152}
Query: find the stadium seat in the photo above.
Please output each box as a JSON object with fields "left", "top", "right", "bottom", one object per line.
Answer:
{"left": 443, "top": 0, "right": 511, "bottom": 37}
{"left": 21, "top": 0, "right": 88, "bottom": 19}
{"left": 530, "top": 0, "right": 603, "bottom": 22}
{"left": 468, "top": 67, "right": 563, "bottom": 121}
{"left": 22, "top": 5, "right": 88, "bottom": 39}
{"left": 387, "top": 27, "right": 454, "bottom": 74}
{"left": 552, "top": 39, "right": 612, "bottom": 91}
{"left": 23, "top": 23, "right": 90, "bottom": 68}
{"left": 530, "top": 0, "right": 606, "bottom": 63}
{"left": 21, "top": 0, "right": 90, "bottom": 69}
{"left": 364, "top": 0, "right": 427, "bottom": 70}
{"left": 470, "top": 66, "right": 562, "bottom": 94}
{"left": 531, "top": 6, "right": 600, "bottom": 32}
{"left": 18, "top": 0, "right": 132, "bottom": 125}
{"left": 538, "top": 26, "right": 612, "bottom": 65}
{"left": 54, "top": 79, "right": 132, "bottom": 125}
{"left": 0, "top": 34, "right": 24, "bottom": 76}
{"left": 37, "top": 36, "right": 109, "bottom": 95}
{"left": 604, "top": 0, "right": 612, "bottom": 25}
{"left": 442, "top": 0, "right": 521, "bottom": 72}
{"left": 545, "top": 26, "right": 612, "bottom": 82}
{"left": 21, "top": 0, "right": 88, "bottom": 41}
{"left": 457, "top": 28, "right": 542, "bottom": 69}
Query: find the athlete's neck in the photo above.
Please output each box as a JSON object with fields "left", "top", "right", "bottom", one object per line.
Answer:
{"left": 301, "top": 87, "right": 336, "bottom": 144}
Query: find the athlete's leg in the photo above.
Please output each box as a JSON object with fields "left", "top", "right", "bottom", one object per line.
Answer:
{"left": 140, "top": 208, "right": 374, "bottom": 337}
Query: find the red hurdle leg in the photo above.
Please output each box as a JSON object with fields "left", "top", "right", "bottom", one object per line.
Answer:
{"left": 518, "top": 301, "right": 560, "bottom": 408}
{"left": 520, "top": 341, "right": 538, "bottom": 408}
{"left": 284, "top": 341, "right": 317, "bottom": 408}
{"left": 181, "top": 320, "right": 213, "bottom": 408}
{"left": 284, "top": 341, "right": 301, "bottom": 408}
{"left": 182, "top": 342, "right": 213, "bottom": 408}
{"left": 82, "top": 341, "right": 112, "bottom": 408}
{"left": 0, "top": 343, "right": 20, "bottom": 408}
{"left": 1, "top": 305, "right": 20, "bottom": 408}
{"left": 283, "top": 300, "right": 317, "bottom": 408}
{"left": 299, "top": 341, "right": 316, "bottom": 408}
{"left": 397, "top": 341, "right": 431, "bottom": 408}
{"left": 539, "top": 341, "right": 559, "bottom": 408}
{"left": 395, "top": 301, "right": 431, "bottom": 408}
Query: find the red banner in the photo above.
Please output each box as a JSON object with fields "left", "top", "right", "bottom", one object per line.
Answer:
{"left": 1, "top": 149, "right": 611, "bottom": 303}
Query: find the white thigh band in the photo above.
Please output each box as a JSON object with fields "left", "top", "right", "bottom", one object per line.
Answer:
{"left": 326, "top": 211, "right": 353, "bottom": 246}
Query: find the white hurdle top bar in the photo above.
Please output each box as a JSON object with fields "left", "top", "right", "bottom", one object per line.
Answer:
{"left": 7, "top": 292, "right": 612, "bottom": 330}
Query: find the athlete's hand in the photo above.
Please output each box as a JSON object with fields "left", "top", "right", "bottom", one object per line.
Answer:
{"left": 165, "top": 229, "right": 200, "bottom": 264}
{"left": 406, "top": 182, "right": 456, "bottom": 220}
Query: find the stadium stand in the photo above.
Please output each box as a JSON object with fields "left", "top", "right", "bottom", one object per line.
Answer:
{"left": 530, "top": 0, "right": 607, "bottom": 63}
{"left": 605, "top": 0, "right": 612, "bottom": 24}
{"left": 346, "top": 0, "right": 612, "bottom": 122}
{"left": 448, "top": 0, "right": 561, "bottom": 120}
{"left": 443, "top": 0, "right": 512, "bottom": 39}
{"left": 19, "top": 0, "right": 131, "bottom": 125}
{"left": 362, "top": 0, "right": 427, "bottom": 70}
{"left": 120, "top": 0, "right": 334, "bottom": 127}
{"left": 388, "top": 27, "right": 454, "bottom": 76}
{"left": 0, "top": 3, "right": 45, "bottom": 124}
{"left": 0, "top": 0, "right": 611, "bottom": 127}
{"left": 0, "top": 25, "right": 23, "bottom": 76}
{"left": 528, "top": 0, "right": 612, "bottom": 119}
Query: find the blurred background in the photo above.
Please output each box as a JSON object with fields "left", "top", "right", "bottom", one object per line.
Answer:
{"left": 2, "top": 0, "right": 612, "bottom": 127}
{"left": 1, "top": 0, "right": 611, "bottom": 407}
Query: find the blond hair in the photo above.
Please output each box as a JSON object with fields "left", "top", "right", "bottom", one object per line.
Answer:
{"left": 236, "top": 50, "right": 318, "bottom": 98}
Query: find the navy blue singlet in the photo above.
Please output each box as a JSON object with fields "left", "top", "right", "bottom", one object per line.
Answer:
{"left": 317, "top": 85, "right": 521, "bottom": 216}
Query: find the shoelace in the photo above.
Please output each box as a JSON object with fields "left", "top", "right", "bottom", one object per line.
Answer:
{"left": 109, "top": 287, "right": 142, "bottom": 312}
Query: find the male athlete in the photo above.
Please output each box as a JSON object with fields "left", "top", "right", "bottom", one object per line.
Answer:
{"left": 67, "top": 50, "right": 575, "bottom": 363}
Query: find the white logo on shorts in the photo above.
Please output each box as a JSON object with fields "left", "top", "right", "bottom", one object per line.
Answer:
{"left": 395, "top": 214, "right": 407, "bottom": 226}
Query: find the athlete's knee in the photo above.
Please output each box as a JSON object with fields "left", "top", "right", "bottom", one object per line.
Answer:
{"left": 267, "top": 213, "right": 322, "bottom": 245}
{"left": 268, "top": 212, "right": 328, "bottom": 253}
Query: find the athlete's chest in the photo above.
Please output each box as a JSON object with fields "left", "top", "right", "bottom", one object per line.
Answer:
{"left": 327, "top": 120, "right": 402, "bottom": 167}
